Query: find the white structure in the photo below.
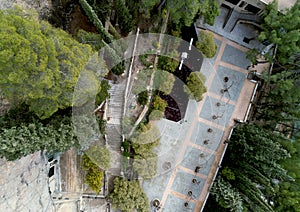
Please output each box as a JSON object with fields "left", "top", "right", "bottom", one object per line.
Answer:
{"left": 179, "top": 52, "right": 188, "bottom": 70}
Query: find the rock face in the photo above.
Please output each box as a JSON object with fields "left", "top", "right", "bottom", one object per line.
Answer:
{"left": 0, "top": 151, "right": 54, "bottom": 211}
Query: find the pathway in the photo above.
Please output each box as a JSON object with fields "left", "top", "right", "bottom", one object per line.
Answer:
{"left": 106, "top": 81, "right": 126, "bottom": 176}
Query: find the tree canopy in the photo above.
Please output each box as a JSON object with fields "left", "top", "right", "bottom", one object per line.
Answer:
{"left": 198, "top": 0, "right": 220, "bottom": 26}
{"left": 184, "top": 72, "right": 207, "bottom": 101}
{"left": 82, "top": 153, "right": 105, "bottom": 193}
{"left": 210, "top": 124, "right": 292, "bottom": 211}
{"left": 157, "top": 51, "right": 179, "bottom": 73}
{"left": 0, "top": 9, "right": 99, "bottom": 119}
{"left": 275, "top": 137, "right": 300, "bottom": 211}
{"left": 154, "top": 70, "right": 175, "bottom": 95}
{"left": 259, "top": 0, "right": 300, "bottom": 65}
{"left": 196, "top": 30, "right": 218, "bottom": 58}
{"left": 0, "top": 115, "right": 78, "bottom": 161}
{"left": 132, "top": 123, "right": 160, "bottom": 179}
{"left": 110, "top": 177, "right": 149, "bottom": 212}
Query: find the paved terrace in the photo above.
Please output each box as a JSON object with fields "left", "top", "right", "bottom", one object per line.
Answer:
{"left": 142, "top": 32, "right": 261, "bottom": 211}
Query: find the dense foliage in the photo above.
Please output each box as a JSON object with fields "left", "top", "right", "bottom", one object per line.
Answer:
{"left": 82, "top": 153, "right": 105, "bottom": 193}
{"left": 132, "top": 123, "right": 160, "bottom": 179}
{"left": 198, "top": 0, "right": 220, "bottom": 25}
{"left": 157, "top": 53, "right": 179, "bottom": 73}
{"left": 184, "top": 72, "right": 207, "bottom": 101}
{"left": 0, "top": 115, "right": 78, "bottom": 161}
{"left": 154, "top": 70, "right": 175, "bottom": 95}
{"left": 115, "top": 0, "right": 134, "bottom": 34}
{"left": 259, "top": 0, "right": 300, "bottom": 65}
{"left": 85, "top": 144, "right": 111, "bottom": 170}
{"left": 210, "top": 124, "right": 292, "bottom": 211}
{"left": 110, "top": 177, "right": 149, "bottom": 212}
{"left": 196, "top": 30, "right": 218, "bottom": 58}
{"left": 86, "top": 0, "right": 113, "bottom": 22}
{"left": 137, "top": 90, "right": 149, "bottom": 106}
{"left": 275, "top": 137, "right": 300, "bottom": 211}
{"left": 95, "top": 80, "right": 111, "bottom": 106}
{"left": 79, "top": 0, "right": 113, "bottom": 44}
{"left": 252, "top": 1, "right": 300, "bottom": 130}
{"left": 79, "top": 0, "right": 125, "bottom": 75}
{"left": 76, "top": 29, "right": 104, "bottom": 51}
{"left": 139, "top": 0, "right": 219, "bottom": 27}
{"left": 0, "top": 9, "right": 94, "bottom": 119}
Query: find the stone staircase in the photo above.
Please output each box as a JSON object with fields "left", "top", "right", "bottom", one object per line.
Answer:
{"left": 105, "top": 80, "right": 126, "bottom": 176}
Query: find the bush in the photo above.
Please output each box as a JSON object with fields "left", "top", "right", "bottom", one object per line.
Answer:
{"left": 137, "top": 91, "right": 148, "bottom": 105}
{"left": 196, "top": 31, "right": 217, "bottom": 58}
{"left": 95, "top": 80, "right": 111, "bottom": 106}
{"left": 152, "top": 95, "right": 167, "bottom": 112}
{"left": 184, "top": 72, "right": 207, "bottom": 101}
{"left": 82, "top": 153, "right": 104, "bottom": 193}
{"left": 110, "top": 177, "right": 149, "bottom": 212}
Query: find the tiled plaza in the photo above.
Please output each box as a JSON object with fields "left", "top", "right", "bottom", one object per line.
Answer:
{"left": 142, "top": 32, "right": 256, "bottom": 212}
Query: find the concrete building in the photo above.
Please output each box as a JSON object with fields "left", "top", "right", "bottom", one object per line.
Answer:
{"left": 219, "top": 0, "right": 297, "bottom": 33}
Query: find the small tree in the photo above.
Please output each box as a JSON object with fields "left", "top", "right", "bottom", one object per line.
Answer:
{"left": 157, "top": 54, "right": 179, "bottom": 73}
{"left": 259, "top": 0, "right": 300, "bottom": 65}
{"left": 110, "top": 177, "right": 149, "bottom": 212}
{"left": 95, "top": 80, "right": 111, "bottom": 106}
{"left": 82, "top": 153, "right": 105, "bottom": 193}
{"left": 211, "top": 177, "right": 243, "bottom": 212}
{"left": 184, "top": 72, "right": 207, "bottom": 101}
{"left": 154, "top": 69, "right": 176, "bottom": 95}
{"left": 196, "top": 31, "right": 217, "bottom": 58}
{"left": 198, "top": 0, "right": 220, "bottom": 26}
{"left": 137, "top": 91, "right": 148, "bottom": 106}
{"left": 152, "top": 95, "right": 167, "bottom": 112}
{"left": 85, "top": 144, "right": 111, "bottom": 170}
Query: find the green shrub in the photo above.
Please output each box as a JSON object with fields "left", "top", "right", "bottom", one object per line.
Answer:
{"left": 196, "top": 31, "right": 217, "bottom": 58}
{"left": 137, "top": 91, "right": 148, "bottom": 105}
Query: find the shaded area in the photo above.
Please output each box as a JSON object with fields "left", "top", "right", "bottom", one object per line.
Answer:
{"left": 160, "top": 25, "right": 204, "bottom": 122}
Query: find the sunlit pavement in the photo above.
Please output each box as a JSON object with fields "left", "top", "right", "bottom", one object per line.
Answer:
{"left": 142, "top": 32, "right": 261, "bottom": 212}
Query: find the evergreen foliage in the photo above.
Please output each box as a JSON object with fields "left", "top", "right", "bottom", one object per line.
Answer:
{"left": 82, "top": 153, "right": 105, "bottom": 193}
{"left": 115, "top": 0, "right": 134, "bottom": 34}
{"left": 157, "top": 53, "right": 179, "bottom": 73}
{"left": 137, "top": 91, "right": 148, "bottom": 106}
{"left": 154, "top": 69, "right": 175, "bottom": 95}
{"left": 110, "top": 177, "right": 149, "bottom": 212}
{"left": 79, "top": 0, "right": 113, "bottom": 44}
{"left": 198, "top": 0, "right": 220, "bottom": 25}
{"left": 85, "top": 144, "right": 111, "bottom": 170}
{"left": 0, "top": 116, "right": 78, "bottom": 161}
{"left": 211, "top": 177, "right": 243, "bottom": 212}
{"left": 275, "top": 137, "right": 300, "bottom": 211}
{"left": 132, "top": 123, "right": 160, "bottom": 179}
{"left": 86, "top": 0, "right": 113, "bottom": 22}
{"left": 184, "top": 72, "right": 207, "bottom": 101}
{"left": 196, "top": 30, "right": 217, "bottom": 58}
{"left": 259, "top": 0, "right": 300, "bottom": 65}
{"left": 211, "top": 124, "right": 292, "bottom": 211}
{"left": 0, "top": 9, "right": 96, "bottom": 119}
{"left": 152, "top": 95, "right": 167, "bottom": 112}
{"left": 95, "top": 80, "right": 111, "bottom": 106}
{"left": 76, "top": 29, "right": 104, "bottom": 51}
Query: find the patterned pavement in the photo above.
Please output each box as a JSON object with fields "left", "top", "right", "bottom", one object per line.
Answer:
{"left": 142, "top": 32, "right": 259, "bottom": 212}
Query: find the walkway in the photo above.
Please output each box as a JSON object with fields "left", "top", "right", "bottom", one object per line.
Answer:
{"left": 106, "top": 80, "right": 126, "bottom": 176}
{"left": 142, "top": 31, "right": 262, "bottom": 212}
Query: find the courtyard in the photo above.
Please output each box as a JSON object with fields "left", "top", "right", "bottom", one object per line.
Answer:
{"left": 142, "top": 32, "right": 258, "bottom": 212}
